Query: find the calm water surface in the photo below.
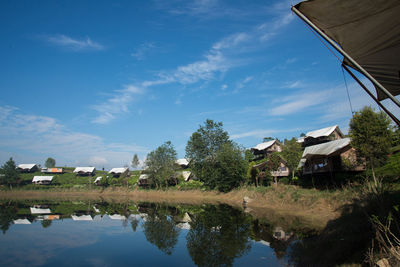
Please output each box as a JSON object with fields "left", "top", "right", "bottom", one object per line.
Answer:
{"left": 0, "top": 200, "right": 317, "bottom": 266}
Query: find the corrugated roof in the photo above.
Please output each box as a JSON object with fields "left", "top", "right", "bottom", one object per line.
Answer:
{"left": 109, "top": 167, "right": 128, "bottom": 174}
{"left": 32, "top": 176, "right": 53, "bottom": 182}
{"left": 176, "top": 158, "right": 189, "bottom": 166}
{"left": 17, "top": 164, "right": 37, "bottom": 169}
{"left": 302, "top": 138, "right": 351, "bottom": 159}
{"left": 73, "top": 167, "right": 95, "bottom": 173}
{"left": 251, "top": 140, "right": 276, "bottom": 151}
{"left": 139, "top": 174, "right": 149, "bottom": 180}
{"left": 94, "top": 176, "right": 102, "bottom": 183}
{"left": 306, "top": 125, "right": 342, "bottom": 138}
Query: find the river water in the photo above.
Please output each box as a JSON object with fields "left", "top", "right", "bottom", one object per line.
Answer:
{"left": 0, "top": 200, "right": 319, "bottom": 266}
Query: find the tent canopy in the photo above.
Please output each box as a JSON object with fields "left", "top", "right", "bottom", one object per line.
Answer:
{"left": 295, "top": 0, "right": 400, "bottom": 100}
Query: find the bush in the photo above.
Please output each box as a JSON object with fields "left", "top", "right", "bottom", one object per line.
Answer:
{"left": 280, "top": 177, "right": 290, "bottom": 185}
{"left": 179, "top": 180, "right": 204, "bottom": 190}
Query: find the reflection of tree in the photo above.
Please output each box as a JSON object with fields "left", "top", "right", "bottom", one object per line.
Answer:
{"left": 41, "top": 220, "right": 52, "bottom": 228}
{"left": 143, "top": 210, "right": 180, "bottom": 255}
{"left": 131, "top": 217, "right": 139, "bottom": 232}
{"left": 0, "top": 202, "right": 18, "bottom": 234}
{"left": 186, "top": 205, "right": 252, "bottom": 267}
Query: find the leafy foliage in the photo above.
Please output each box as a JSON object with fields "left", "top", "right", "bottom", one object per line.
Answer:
{"left": 131, "top": 154, "right": 140, "bottom": 169}
{"left": 349, "top": 106, "right": 393, "bottom": 181}
{"left": 281, "top": 138, "right": 303, "bottom": 179}
{"left": 145, "top": 141, "right": 177, "bottom": 188}
{"left": 185, "top": 120, "right": 246, "bottom": 192}
{"left": 45, "top": 157, "right": 56, "bottom": 168}
{"left": 0, "top": 158, "right": 19, "bottom": 188}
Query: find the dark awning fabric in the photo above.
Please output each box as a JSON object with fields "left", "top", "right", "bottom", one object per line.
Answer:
{"left": 295, "top": 0, "right": 400, "bottom": 100}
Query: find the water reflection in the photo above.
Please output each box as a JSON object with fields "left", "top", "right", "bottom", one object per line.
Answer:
{"left": 0, "top": 199, "right": 318, "bottom": 266}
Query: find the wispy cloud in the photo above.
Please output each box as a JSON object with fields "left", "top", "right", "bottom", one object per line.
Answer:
{"left": 269, "top": 90, "right": 331, "bottom": 116}
{"left": 0, "top": 106, "right": 149, "bottom": 168}
{"left": 231, "top": 129, "right": 278, "bottom": 140}
{"left": 42, "top": 34, "right": 104, "bottom": 51}
{"left": 131, "top": 42, "right": 155, "bottom": 60}
{"left": 91, "top": 85, "right": 144, "bottom": 124}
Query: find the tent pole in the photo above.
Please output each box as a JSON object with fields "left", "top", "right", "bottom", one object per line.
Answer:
{"left": 342, "top": 64, "right": 400, "bottom": 127}
{"left": 291, "top": 6, "right": 400, "bottom": 109}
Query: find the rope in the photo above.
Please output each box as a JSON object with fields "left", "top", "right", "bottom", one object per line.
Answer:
{"left": 341, "top": 65, "right": 354, "bottom": 114}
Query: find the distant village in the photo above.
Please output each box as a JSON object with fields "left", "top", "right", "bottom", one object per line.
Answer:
{"left": 15, "top": 124, "right": 368, "bottom": 187}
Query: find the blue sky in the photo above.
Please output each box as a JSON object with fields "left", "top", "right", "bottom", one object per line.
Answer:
{"left": 0, "top": 0, "right": 398, "bottom": 169}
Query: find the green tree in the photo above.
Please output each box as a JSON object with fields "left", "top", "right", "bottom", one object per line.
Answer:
{"left": 1, "top": 158, "right": 19, "bottom": 188}
{"left": 349, "top": 106, "right": 392, "bottom": 186}
{"left": 213, "top": 143, "right": 247, "bottom": 192}
{"left": 131, "top": 154, "right": 140, "bottom": 169}
{"left": 45, "top": 157, "right": 56, "bottom": 168}
{"left": 281, "top": 138, "right": 303, "bottom": 180}
{"left": 145, "top": 141, "right": 177, "bottom": 188}
{"left": 185, "top": 119, "right": 232, "bottom": 189}
{"left": 267, "top": 152, "right": 282, "bottom": 185}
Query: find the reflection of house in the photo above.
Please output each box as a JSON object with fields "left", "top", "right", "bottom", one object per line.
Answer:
{"left": 109, "top": 214, "right": 126, "bottom": 220}
{"left": 299, "top": 125, "right": 344, "bottom": 147}
{"left": 17, "top": 164, "right": 39, "bottom": 173}
{"left": 73, "top": 167, "right": 96, "bottom": 176}
{"left": 41, "top": 167, "right": 64, "bottom": 174}
{"left": 251, "top": 140, "right": 282, "bottom": 159}
{"left": 272, "top": 227, "right": 294, "bottom": 241}
{"left": 71, "top": 215, "right": 93, "bottom": 221}
{"left": 299, "top": 138, "right": 364, "bottom": 175}
{"left": 138, "top": 174, "right": 150, "bottom": 186}
{"left": 44, "top": 215, "right": 60, "bottom": 220}
{"left": 13, "top": 218, "right": 31, "bottom": 224}
{"left": 109, "top": 167, "right": 129, "bottom": 177}
{"left": 175, "top": 158, "right": 189, "bottom": 168}
{"left": 32, "top": 176, "right": 53, "bottom": 185}
{"left": 30, "top": 207, "right": 52, "bottom": 214}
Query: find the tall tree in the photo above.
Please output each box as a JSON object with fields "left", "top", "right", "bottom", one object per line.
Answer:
{"left": 145, "top": 141, "right": 177, "bottom": 188}
{"left": 267, "top": 152, "right": 282, "bottom": 185}
{"left": 45, "top": 157, "right": 56, "bottom": 168}
{"left": 1, "top": 158, "right": 19, "bottom": 189}
{"left": 186, "top": 119, "right": 232, "bottom": 189}
{"left": 131, "top": 154, "right": 140, "bottom": 169}
{"left": 349, "top": 106, "right": 392, "bottom": 186}
{"left": 281, "top": 138, "right": 303, "bottom": 180}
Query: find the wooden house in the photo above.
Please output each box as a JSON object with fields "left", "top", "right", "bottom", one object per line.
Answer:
{"left": 17, "top": 164, "right": 39, "bottom": 173}
{"left": 251, "top": 140, "right": 282, "bottom": 159}
{"left": 175, "top": 158, "right": 189, "bottom": 168}
{"left": 41, "top": 167, "right": 64, "bottom": 174}
{"left": 299, "top": 138, "right": 364, "bottom": 175}
{"left": 32, "top": 176, "right": 53, "bottom": 185}
{"left": 252, "top": 157, "right": 290, "bottom": 178}
{"left": 138, "top": 174, "right": 150, "bottom": 186}
{"left": 299, "top": 125, "right": 344, "bottom": 147}
{"left": 108, "top": 167, "right": 129, "bottom": 177}
{"left": 73, "top": 167, "right": 96, "bottom": 176}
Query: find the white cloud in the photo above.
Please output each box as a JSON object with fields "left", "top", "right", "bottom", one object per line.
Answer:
{"left": 91, "top": 85, "right": 144, "bottom": 124}
{"left": 131, "top": 42, "right": 155, "bottom": 60}
{"left": 43, "top": 34, "right": 104, "bottom": 51}
{"left": 231, "top": 129, "right": 278, "bottom": 140}
{"left": 0, "top": 106, "right": 149, "bottom": 168}
{"left": 269, "top": 90, "right": 331, "bottom": 116}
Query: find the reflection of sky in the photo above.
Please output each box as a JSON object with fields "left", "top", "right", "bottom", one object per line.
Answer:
{"left": 1, "top": 215, "right": 287, "bottom": 266}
